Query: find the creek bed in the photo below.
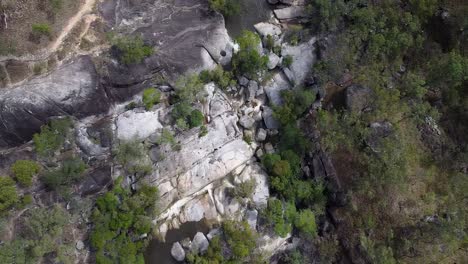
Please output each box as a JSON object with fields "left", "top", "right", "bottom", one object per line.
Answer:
{"left": 224, "top": 0, "right": 273, "bottom": 38}
{"left": 145, "top": 220, "right": 211, "bottom": 264}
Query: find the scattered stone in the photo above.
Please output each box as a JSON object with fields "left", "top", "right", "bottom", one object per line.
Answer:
{"left": 180, "top": 238, "right": 192, "bottom": 250}
{"left": 191, "top": 232, "right": 209, "bottom": 254}
{"left": 256, "top": 148, "right": 264, "bottom": 159}
{"left": 76, "top": 241, "right": 85, "bottom": 251}
{"left": 245, "top": 209, "right": 259, "bottom": 230}
{"left": 265, "top": 143, "right": 275, "bottom": 154}
{"left": 267, "top": 53, "right": 281, "bottom": 69}
{"left": 171, "top": 242, "right": 186, "bottom": 262}
{"left": 262, "top": 106, "right": 280, "bottom": 129}
{"left": 239, "top": 115, "right": 256, "bottom": 129}
{"left": 247, "top": 81, "right": 259, "bottom": 101}
{"left": 238, "top": 76, "right": 249, "bottom": 87}
{"left": 256, "top": 128, "right": 267, "bottom": 142}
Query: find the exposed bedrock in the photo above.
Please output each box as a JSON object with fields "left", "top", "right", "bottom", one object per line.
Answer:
{"left": 0, "top": 56, "right": 109, "bottom": 148}
{"left": 101, "top": 0, "right": 234, "bottom": 89}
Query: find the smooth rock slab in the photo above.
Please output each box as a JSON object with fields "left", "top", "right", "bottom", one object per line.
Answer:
{"left": 116, "top": 110, "right": 163, "bottom": 140}
{"left": 263, "top": 72, "right": 292, "bottom": 106}
{"left": 0, "top": 56, "right": 109, "bottom": 148}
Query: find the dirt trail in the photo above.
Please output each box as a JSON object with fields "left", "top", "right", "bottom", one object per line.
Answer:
{"left": 49, "top": 0, "right": 97, "bottom": 51}
{"left": 0, "top": 0, "right": 97, "bottom": 62}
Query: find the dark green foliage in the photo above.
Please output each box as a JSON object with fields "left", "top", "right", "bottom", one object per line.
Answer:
{"left": 265, "top": 35, "right": 275, "bottom": 52}
{"left": 33, "top": 118, "right": 72, "bottom": 157}
{"left": 0, "top": 176, "right": 18, "bottom": 213}
{"left": 199, "top": 66, "right": 235, "bottom": 89}
{"left": 188, "top": 110, "right": 205, "bottom": 128}
{"left": 273, "top": 89, "right": 316, "bottom": 125}
{"left": 278, "top": 124, "right": 310, "bottom": 155}
{"left": 172, "top": 102, "right": 204, "bottom": 130}
{"left": 208, "top": 0, "right": 240, "bottom": 17}
{"left": 112, "top": 36, "right": 153, "bottom": 64}
{"left": 142, "top": 88, "right": 161, "bottom": 110}
{"left": 42, "top": 158, "right": 86, "bottom": 192}
{"left": 11, "top": 160, "right": 40, "bottom": 187}
{"left": 232, "top": 31, "right": 268, "bottom": 78}
{"left": 90, "top": 180, "right": 158, "bottom": 264}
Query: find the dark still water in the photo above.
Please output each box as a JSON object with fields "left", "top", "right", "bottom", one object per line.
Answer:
{"left": 145, "top": 220, "right": 210, "bottom": 264}
{"left": 224, "top": 0, "right": 272, "bottom": 38}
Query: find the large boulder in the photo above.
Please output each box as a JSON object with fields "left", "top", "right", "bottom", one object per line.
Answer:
{"left": 171, "top": 242, "right": 185, "bottom": 262}
{"left": 281, "top": 37, "right": 317, "bottom": 85}
{"left": 101, "top": 0, "right": 234, "bottom": 87}
{"left": 263, "top": 72, "right": 292, "bottom": 106}
{"left": 345, "top": 84, "right": 373, "bottom": 113}
{"left": 0, "top": 56, "right": 109, "bottom": 148}
{"left": 191, "top": 232, "right": 209, "bottom": 254}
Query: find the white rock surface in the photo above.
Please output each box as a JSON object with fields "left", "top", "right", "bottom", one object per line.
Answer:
{"left": 171, "top": 242, "right": 185, "bottom": 262}
{"left": 267, "top": 53, "right": 281, "bottom": 69}
{"left": 191, "top": 232, "right": 209, "bottom": 254}
{"left": 254, "top": 22, "right": 282, "bottom": 37}
{"left": 263, "top": 72, "right": 292, "bottom": 106}
{"left": 281, "top": 37, "right": 317, "bottom": 84}
{"left": 262, "top": 106, "right": 280, "bottom": 129}
{"left": 116, "top": 110, "right": 162, "bottom": 140}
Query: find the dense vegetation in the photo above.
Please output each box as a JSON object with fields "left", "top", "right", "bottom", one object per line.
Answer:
{"left": 90, "top": 177, "right": 158, "bottom": 264}
{"left": 232, "top": 31, "right": 268, "bottom": 78}
{"left": 111, "top": 35, "right": 154, "bottom": 65}
{"left": 33, "top": 117, "right": 72, "bottom": 157}
{"left": 11, "top": 160, "right": 40, "bottom": 187}
{"left": 294, "top": 0, "right": 468, "bottom": 262}
{"left": 142, "top": 88, "right": 161, "bottom": 110}
{"left": 0, "top": 205, "right": 75, "bottom": 264}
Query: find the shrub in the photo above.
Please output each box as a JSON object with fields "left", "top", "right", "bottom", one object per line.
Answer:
{"left": 282, "top": 55, "right": 293, "bottom": 68}
{"left": 230, "top": 179, "right": 256, "bottom": 200}
{"left": 142, "top": 88, "right": 161, "bottom": 110}
{"left": 174, "top": 74, "right": 204, "bottom": 103}
{"left": 294, "top": 209, "right": 317, "bottom": 238}
{"left": 33, "top": 118, "right": 72, "bottom": 157}
{"left": 0, "top": 176, "right": 18, "bottom": 213}
{"left": 188, "top": 109, "right": 204, "bottom": 128}
{"left": 115, "top": 141, "right": 145, "bottom": 166}
{"left": 223, "top": 220, "right": 257, "bottom": 259}
{"left": 199, "top": 125, "right": 208, "bottom": 137}
{"left": 232, "top": 31, "right": 268, "bottom": 78}
{"left": 112, "top": 35, "right": 153, "bottom": 64}
{"left": 11, "top": 160, "right": 40, "bottom": 187}
{"left": 43, "top": 158, "right": 86, "bottom": 191}
{"left": 199, "top": 66, "right": 235, "bottom": 89}
{"left": 209, "top": 0, "right": 241, "bottom": 17}
{"left": 157, "top": 128, "right": 176, "bottom": 147}
{"left": 31, "top": 23, "right": 51, "bottom": 38}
